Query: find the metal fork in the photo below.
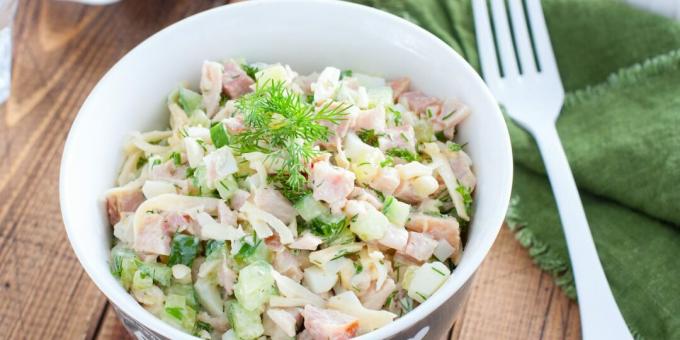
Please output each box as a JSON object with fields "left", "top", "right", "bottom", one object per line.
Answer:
{"left": 472, "top": 1, "right": 632, "bottom": 339}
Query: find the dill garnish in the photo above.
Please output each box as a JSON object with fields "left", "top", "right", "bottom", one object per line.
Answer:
{"left": 231, "top": 80, "right": 350, "bottom": 192}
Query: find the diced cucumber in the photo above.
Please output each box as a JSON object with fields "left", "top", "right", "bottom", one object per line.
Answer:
{"left": 228, "top": 301, "right": 265, "bottom": 340}
{"left": 120, "top": 257, "right": 139, "bottom": 291}
{"left": 407, "top": 261, "right": 451, "bottom": 303}
{"left": 343, "top": 133, "right": 385, "bottom": 184}
{"left": 163, "top": 293, "right": 198, "bottom": 331}
{"left": 382, "top": 196, "right": 411, "bottom": 228}
{"left": 178, "top": 86, "right": 203, "bottom": 116}
{"left": 294, "top": 194, "right": 329, "bottom": 221}
{"left": 399, "top": 265, "right": 419, "bottom": 290}
{"left": 132, "top": 270, "right": 153, "bottom": 291}
{"left": 194, "top": 277, "right": 224, "bottom": 316}
{"left": 163, "top": 294, "right": 196, "bottom": 331}
{"left": 138, "top": 261, "right": 172, "bottom": 287}
{"left": 167, "top": 283, "right": 199, "bottom": 310}
{"left": 367, "top": 86, "right": 394, "bottom": 108}
{"left": 210, "top": 122, "right": 230, "bottom": 148}
{"left": 234, "top": 261, "right": 274, "bottom": 312}
{"left": 216, "top": 175, "right": 239, "bottom": 200}
{"left": 414, "top": 120, "right": 435, "bottom": 143}
{"left": 189, "top": 109, "right": 211, "bottom": 127}
{"left": 110, "top": 244, "right": 136, "bottom": 278}
{"left": 349, "top": 207, "right": 390, "bottom": 241}
{"left": 255, "top": 64, "right": 289, "bottom": 86}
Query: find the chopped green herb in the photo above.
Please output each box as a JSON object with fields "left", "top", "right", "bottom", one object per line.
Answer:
{"left": 195, "top": 139, "right": 208, "bottom": 152}
{"left": 448, "top": 142, "right": 467, "bottom": 152}
{"left": 354, "top": 262, "right": 363, "bottom": 274}
{"left": 400, "top": 132, "right": 410, "bottom": 142}
{"left": 233, "top": 234, "right": 267, "bottom": 265}
{"left": 136, "top": 156, "right": 148, "bottom": 169}
{"left": 307, "top": 215, "right": 354, "bottom": 246}
{"left": 456, "top": 185, "right": 473, "bottom": 215}
{"left": 168, "top": 234, "right": 200, "bottom": 267}
{"left": 186, "top": 167, "right": 196, "bottom": 179}
{"left": 169, "top": 152, "right": 182, "bottom": 166}
{"left": 380, "top": 156, "right": 394, "bottom": 168}
{"left": 441, "top": 111, "right": 455, "bottom": 121}
{"left": 387, "top": 106, "right": 402, "bottom": 125}
{"left": 416, "top": 292, "right": 428, "bottom": 301}
{"left": 210, "top": 122, "right": 230, "bottom": 148}
{"left": 241, "top": 64, "right": 260, "bottom": 80}
{"left": 435, "top": 131, "right": 447, "bottom": 142}
{"left": 384, "top": 291, "right": 396, "bottom": 308}
{"left": 331, "top": 249, "right": 350, "bottom": 261}
{"left": 382, "top": 196, "right": 395, "bottom": 214}
{"left": 270, "top": 172, "right": 312, "bottom": 203}
{"left": 219, "top": 92, "right": 229, "bottom": 107}
{"left": 340, "top": 69, "right": 353, "bottom": 79}
{"left": 194, "top": 320, "right": 213, "bottom": 334}
{"left": 386, "top": 148, "right": 419, "bottom": 162}
{"left": 357, "top": 128, "right": 382, "bottom": 147}
{"left": 152, "top": 158, "right": 162, "bottom": 167}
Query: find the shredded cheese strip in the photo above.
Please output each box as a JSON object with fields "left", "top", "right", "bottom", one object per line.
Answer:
{"left": 240, "top": 202, "right": 295, "bottom": 244}
{"left": 271, "top": 270, "right": 326, "bottom": 307}
{"left": 422, "top": 143, "right": 469, "bottom": 221}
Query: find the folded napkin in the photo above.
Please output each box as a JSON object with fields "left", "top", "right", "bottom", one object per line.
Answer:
{"left": 349, "top": 0, "right": 680, "bottom": 338}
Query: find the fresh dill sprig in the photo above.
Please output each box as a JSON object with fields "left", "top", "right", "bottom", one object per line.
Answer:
{"left": 231, "top": 80, "right": 350, "bottom": 191}
{"left": 269, "top": 172, "right": 312, "bottom": 203}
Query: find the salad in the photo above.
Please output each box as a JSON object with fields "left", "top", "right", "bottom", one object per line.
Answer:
{"left": 105, "top": 59, "right": 475, "bottom": 340}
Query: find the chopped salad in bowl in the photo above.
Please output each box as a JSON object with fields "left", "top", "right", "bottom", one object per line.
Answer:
{"left": 105, "top": 59, "right": 475, "bottom": 340}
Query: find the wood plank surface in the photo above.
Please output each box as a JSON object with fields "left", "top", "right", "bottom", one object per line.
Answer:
{"left": 0, "top": 1, "right": 580, "bottom": 339}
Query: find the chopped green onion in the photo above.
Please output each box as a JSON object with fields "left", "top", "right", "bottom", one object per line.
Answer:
{"left": 210, "top": 122, "right": 230, "bottom": 148}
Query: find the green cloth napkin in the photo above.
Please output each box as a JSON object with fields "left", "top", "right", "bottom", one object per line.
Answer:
{"left": 349, "top": 0, "right": 680, "bottom": 338}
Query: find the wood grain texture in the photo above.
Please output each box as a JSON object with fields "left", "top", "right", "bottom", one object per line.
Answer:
{"left": 0, "top": 1, "right": 580, "bottom": 339}
{"left": 450, "top": 227, "right": 581, "bottom": 340}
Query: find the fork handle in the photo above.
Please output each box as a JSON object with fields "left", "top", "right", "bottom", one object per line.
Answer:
{"left": 533, "top": 124, "right": 632, "bottom": 340}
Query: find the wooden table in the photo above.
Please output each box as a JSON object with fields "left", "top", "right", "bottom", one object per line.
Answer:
{"left": 0, "top": 1, "right": 580, "bottom": 339}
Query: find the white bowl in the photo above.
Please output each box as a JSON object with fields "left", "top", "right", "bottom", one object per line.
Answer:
{"left": 60, "top": 0, "right": 513, "bottom": 339}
